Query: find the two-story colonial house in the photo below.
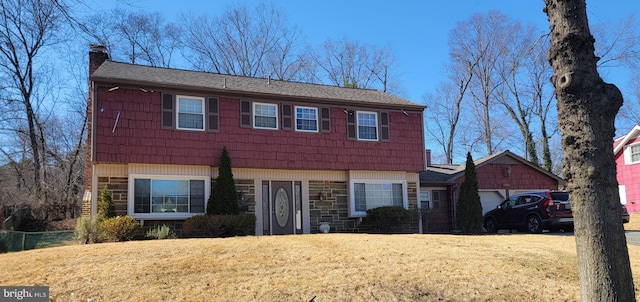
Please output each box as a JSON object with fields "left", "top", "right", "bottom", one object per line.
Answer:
{"left": 83, "top": 45, "right": 426, "bottom": 235}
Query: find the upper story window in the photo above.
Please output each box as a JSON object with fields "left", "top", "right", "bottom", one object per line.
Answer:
{"left": 162, "top": 93, "right": 218, "bottom": 132}
{"left": 631, "top": 144, "right": 640, "bottom": 163}
{"left": 177, "top": 95, "right": 205, "bottom": 131}
{"left": 295, "top": 106, "right": 318, "bottom": 132}
{"left": 254, "top": 102, "right": 278, "bottom": 129}
{"left": 624, "top": 143, "right": 640, "bottom": 165}
{"left": 357, "top": 111, "right": 378, "bottom": 140}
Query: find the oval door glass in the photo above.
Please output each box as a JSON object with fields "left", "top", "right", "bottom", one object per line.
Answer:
{"left": 275, "top": 187, "right": 290, "bottom": 227}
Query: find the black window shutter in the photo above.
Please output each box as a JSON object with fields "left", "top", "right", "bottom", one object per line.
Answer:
{"left": 320, "top": 107, "right": 331, "bottom": 133}
{"left": 380, "top": 111, "right": 390, "bottom": 141}
{"left": 240, "top": 100, "right": 251, "bottom": 128}
{"left": 162, "top": 93, "right": 174, "bottom": 129}
{"left": 208, "top": 97, "right": 219, "bottom": 132}
{"left": 347, "top": 110, "right": 356, "bottom": 140}
{"left": 282, "top": 104, "right": 293, "bottom": 130}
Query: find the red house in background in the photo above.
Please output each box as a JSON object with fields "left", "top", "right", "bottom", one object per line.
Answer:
{"left": 83, "top": 45, "right": 426, "bottom": 235}
{"left": 419, "top": 150, "right": 564, "bottom": 232}
{"left": 614, "top": 125, "right": 640, "bottom": 213}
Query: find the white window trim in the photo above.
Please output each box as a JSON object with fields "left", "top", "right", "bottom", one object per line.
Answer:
{"left": 349, "top": 179, "right": 408, "bottom": 217}
{"left": 420, "top": 190, "right": 431, "bottom": 209}
{"left": 128, "top": 174, "right": 210, "bottom": 220}
{"left": 253, "top": 102, "right": 279, "bottom": 130}
{"left": 294, "top": 105, "right": 319, "bottom": 132}
{"left": 357, "top": 111, "right": 379, "bottom": 141}
{"left": 624, "top": 143, "right": 640, "bottom": 165}
{"left": 176, "top": 95, "right": 205, "bottom": 131}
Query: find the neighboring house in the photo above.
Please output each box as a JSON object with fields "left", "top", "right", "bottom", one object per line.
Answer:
{"left": 83, "top": 45, "right": 426, "bottom": 235}
{"left": 614, "top": 124, "right": 640, "bottom": 213}
{"left": 419, "top": 150, "right": 564, "bottom": 232}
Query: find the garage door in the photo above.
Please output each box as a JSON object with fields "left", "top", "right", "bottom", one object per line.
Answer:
{"left": 479, "top": 191, "right": 506, "bottom": 215}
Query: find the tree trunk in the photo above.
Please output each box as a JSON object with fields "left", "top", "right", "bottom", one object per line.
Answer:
{"left": 544, "top": 1, "right": 635, "bottom": 301}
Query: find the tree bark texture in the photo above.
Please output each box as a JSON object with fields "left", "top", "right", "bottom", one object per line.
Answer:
{"left": 544, "top": 1, "right": 635, "bottom": 301}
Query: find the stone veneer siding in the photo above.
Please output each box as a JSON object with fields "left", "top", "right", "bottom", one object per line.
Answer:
{"left": 94, "top": 176, "right": 257, "bottom": 234}
{"left": 97, "top": 176, "right": 128, "bottom": 216}
{"left": 309, "top": 180, "right": 420, "bottom": 233}
{"left": 233, "top": 179, "right": 256, "bottom": 214}
{"left": 309, "top": 181, "right": 355, "bottom": 233}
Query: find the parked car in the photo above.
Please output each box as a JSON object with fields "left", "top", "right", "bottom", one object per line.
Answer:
{"left": 622, "top": 204, "right": 630, "bottom": 224}
{"left": 483, "top": 191, "right": 572, "bottom": 233}
{"left": 483, "top": 191, "right": 630, "bottom": 234}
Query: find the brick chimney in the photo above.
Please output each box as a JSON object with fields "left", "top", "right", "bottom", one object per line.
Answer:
{"left": 425, "top": 149, "right": 432, "bottom": 168}
{"left": 82, "top": 45, "right": 110, "bottom": 217}
{"left": 89, "top": 44, "right": 109, "bottom": 75}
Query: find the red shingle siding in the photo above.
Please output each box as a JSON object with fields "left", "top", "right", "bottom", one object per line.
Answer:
{"left": 94, "top": 87, "right": 424, "bottom": 171}
{"left": 454, "top": 163, "right": 559, "bottom": 190}
{"left": 616, "top": 137, "right": 640, "bottom": 212}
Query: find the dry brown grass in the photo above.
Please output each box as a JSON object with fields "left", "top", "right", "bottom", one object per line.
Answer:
{"left": 2, "top": 215, "right": 640, "bottom": 301}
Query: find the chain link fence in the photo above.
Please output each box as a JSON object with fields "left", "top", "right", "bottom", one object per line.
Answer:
{"left": 0, "top": 230, "right": 75, "bottom": 252}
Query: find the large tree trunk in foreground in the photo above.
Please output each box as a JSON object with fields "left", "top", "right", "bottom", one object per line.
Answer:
{"left": 543, "top": 1, "right": 635, "bottom": 301}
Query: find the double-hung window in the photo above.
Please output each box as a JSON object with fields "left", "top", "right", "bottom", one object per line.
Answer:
{"left": 624, "top": 143, "right": 640, "bottom": 165}
{"left": 130, "top": 175, "right": 208, "bottom": 219}
{"left": 177, "top": 95, "right": 205, "bottom": 131}
{"left": 357, "top": 111, "right": 378, "bottom": 140}
{"left": 295, "top": 106, "right": 318, "bottom": 132}
{"left": 254, "top": 102, "right": 278, "bottom": 129}
{"left": 350, "top": 180, "right": 407, "bottom": 216}
{"left": 631, "top": 144, "right": 640, "bottom": 163}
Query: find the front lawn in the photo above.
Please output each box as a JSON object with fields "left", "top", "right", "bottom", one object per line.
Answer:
{"left": 1, "top": 213, "right": 639, "bottom": 301}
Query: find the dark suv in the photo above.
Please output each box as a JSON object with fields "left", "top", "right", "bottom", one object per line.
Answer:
{"left": 483, "top": 191, "right": 572, "bottom": 233}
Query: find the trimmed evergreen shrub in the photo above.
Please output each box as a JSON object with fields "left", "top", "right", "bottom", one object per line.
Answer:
{"left": 101, "top": 216, "right": 140, "bottom": 241}
{"left": 207, "top": 146, "right": 239, "bottom": 215}
{"left": 97, "top": 186, "right": 116, "bottom": 220}
{"left": 456, "top": 152, "right": 484, "bottom": 234}
{"left": 146, "top": 224, "right": 176, "bottom": 240}
{"left": 362, "top": 206, "right": 412, "bottom": 233}
{"left": 183, "top": 214, "right": 256, "bottom": 238}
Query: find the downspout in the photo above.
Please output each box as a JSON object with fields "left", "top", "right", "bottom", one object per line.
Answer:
{"left": 450, "top": 183, "right": 459, "bottom": 231}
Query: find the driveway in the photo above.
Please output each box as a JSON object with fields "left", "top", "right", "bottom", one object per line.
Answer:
{"left": 497, "top": 229, "right": 640, "bottom": 246}
{"left": 626, "top": 231, "right": 640, "bottom": 246}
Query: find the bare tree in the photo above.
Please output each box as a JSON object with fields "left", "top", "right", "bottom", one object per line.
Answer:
{"left": 450, "top": 11, "right": 515, "bottom": 156}
{"left": 181, "top": 2, "right": 310, "bottom": 81}
{"left": 527, "top": 35, "right": 557, "bottom": 171}
{"left": 592, "top": 15, "right": 640, "bottom": 131}
{"left": 495, "top": 22, "right": 541, "bottom": 165}
{"left": 84, "top": 9, "right": 181, "bottom": 68}
{"left": 0, "top": 0, "right": 64, "bottom": 202}
{"left": 544, "top": 1, "right": 635, "bottom": 300}
{"left": 424, "top": 59, "right": 475, "bottom": 164}
{"left": 312, "top": 37, "right": 402, "bottom": 93}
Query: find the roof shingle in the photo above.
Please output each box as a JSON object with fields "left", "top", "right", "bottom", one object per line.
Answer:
{"left": 91, "top": 61, "right": 425, "bottom": 109}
